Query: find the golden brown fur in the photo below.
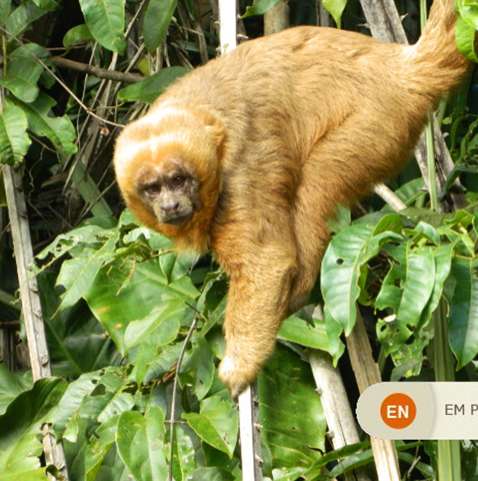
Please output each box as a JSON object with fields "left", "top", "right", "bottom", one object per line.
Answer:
{"left": 114, "top": 0, "right": 470, "bottom": 396}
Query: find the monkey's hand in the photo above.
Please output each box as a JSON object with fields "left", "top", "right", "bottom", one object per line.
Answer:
{"left": 218, "top": 350, "right": 262, "bottom": 399}
{"left": 218, "top": 243, "right": 297, "bottom": 398}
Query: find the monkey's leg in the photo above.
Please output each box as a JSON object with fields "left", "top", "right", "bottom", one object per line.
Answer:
{"left": 218, "top": 240, "right": 297, "bottom": 397}
{"left": 288, "top": 162, "right": 336, "bottom": 313}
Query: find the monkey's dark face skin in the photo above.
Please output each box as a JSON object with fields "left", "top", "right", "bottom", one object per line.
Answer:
{"left": 136, "top": 165, "right": 201, "bottom": 226}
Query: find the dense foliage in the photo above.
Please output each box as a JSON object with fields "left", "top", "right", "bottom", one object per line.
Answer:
{"left": 0, "top": 1, "right": 478, "bottom": 481}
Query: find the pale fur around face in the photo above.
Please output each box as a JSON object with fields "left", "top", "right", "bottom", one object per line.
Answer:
{"left": 114, "top": 0, "right": 470, "bottom": 396}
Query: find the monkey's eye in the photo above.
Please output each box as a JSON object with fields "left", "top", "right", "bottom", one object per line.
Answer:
{"left": 141, "top": 182, "right": 161, "bottom": 196}
{"left": 171, "top": 175, "right": 186, "bottom": 188}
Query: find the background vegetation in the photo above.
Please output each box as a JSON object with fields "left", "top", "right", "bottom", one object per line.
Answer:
{"left": 0, "top": 1, "right": 478, "bottom": 480}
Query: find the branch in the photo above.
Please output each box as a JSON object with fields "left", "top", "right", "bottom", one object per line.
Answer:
{"left": 3, "top": 165, "right": 69, "bottom": 479}
{"left": 50, "top": 56, "right": 143, "bottom": 83}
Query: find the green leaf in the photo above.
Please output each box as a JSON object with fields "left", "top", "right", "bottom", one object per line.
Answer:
{"left": 117, "top": 67, "right": 188, "bottom": 103}
{"left": 56, "top": 232, "right": 118, "bottom": 310}
{"left": 322, "top": 0, "right": 348, "bottom": 28}
{"left": 176, "top": 427, "right": 196, "bottom": 481}
{"left": 0, "top": 378, "right": 66, "bottom": 476}
{"left": 258, "top": 346, "right": 325, "bottom": 467}
{"left": 86, "top": 258, "right": 198, "bottom": 353}
{"left": 396, "top": 246, "right": 436, "bottom": 327}
{"left": 0, "top": 43, "right": 47, "bottom": 103}
{"left": 63, "top": 24, "right": 94, "bottom": 48}
{"left": 456, "top": 15, "right": 478, "bottom": 62}
{"left": 0, "top": 365, "right": 31, "bottom": 416}
{"left": 241, "top": 0, "right": 280, "bottom": 18}
{"left": 143, "top": 0, "right": 177, "bottom": 51}
{"left": 0, "top": 0, "right": 11, "bottom": 21}
{"left": 124, "top": 301, "right": 184, "bottom": 352}
{"left": 51, "top": 370, "right": 105, "bottom": 438}
{"left": 190, "top": 468, "right": 233, "bottom": 481}
{"left": 0, "top": 469, "right": 48, "bottom": 481}
{"left": 449, "top": 258, "right": 478, "bottom": 369}
{"left": 15, "top": 94, "right": 77, "bottom": 155}
{"left": 456, "top": 0, "right": 478, "bottom": 29}
{"left": 183, "top": 394, "right": 238, "bottom": 458}
{"left": 278, "top": 313, "right": 342, "bottom": 358}
{"left": 84, "top": 416, "right": 118, "bottom": 481}
{"left": 116, "top": 406, "right": 168, "bottom": 481}
{"left": 79, "top": 0, "right": 126, "bottom": 53}
{"left": 0, "top": 100, "right": 31, "bottom": 165}
{"left": 321, "top": 213, "right": 403, "bottom": 335}
{"left": 4, "top": 1, "right": 51, "bottom": 37}
{"left": 183, "top": 337, "right": 216, "bottom": 400}
{"left": 31, "top": 0, "right": 58, "bottom": 10}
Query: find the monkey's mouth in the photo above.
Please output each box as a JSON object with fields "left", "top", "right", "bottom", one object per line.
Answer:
{"left": 160, "top": 211, "right": 193, "bottom": 225}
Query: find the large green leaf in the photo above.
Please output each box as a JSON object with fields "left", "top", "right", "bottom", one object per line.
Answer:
{"left": 258, "top": 346, "right": 325, "bottom": 468}
{"left": 449, "top": 258, "right": 478, "bottom": 369}
{"left": 16, "top": 93, "right": 77, "bottom": 155}
{"left": 0, "top": 100, "right": 31, "bottom": 165}
{"left": 38, "top": 271, "right": 116, "bottom": 378}
{"left": 143, "top": 0, "right": 177, "bottom": 51}
{"left": 0, "top": 43, "right": 47, "bottom": 103}
{"left": 117, "top": 67, "right": 188, "bottom": 103}
{"left": 124, "top": 301, "right": 184, "bottom": 352}
{"left": 79, "top": 0, "right": 126, "bottom": 52}
{"left": 0, "top": 365, "right": 31, "bottom": 416}
{"left": 116, "top": 407, "right": 168, "bottom": 481}
{"left": 321, "top": 213, "right": 403, "bottom": 335}
{"left": 0, "top": 378, "right": 66, "bottom": 477}
{"left": 183, "top": 394, "right": 238, "bottom": 458}
{"left": 86, "top": 257, "right": 198, "bottom": 353}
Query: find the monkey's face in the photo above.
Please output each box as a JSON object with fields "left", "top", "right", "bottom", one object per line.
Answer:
{"left": 135, "top": 163, "right": 201, "bottom": 225}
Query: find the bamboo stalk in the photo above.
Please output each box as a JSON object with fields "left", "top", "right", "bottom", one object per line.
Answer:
{"left": 217, "top": 1, "right": 263, "bottom": 479}
{"left": 3, "top": 165, "right": 69, "bottom": 480}
{"left": 310, "top": 351, "right": 371, "bottom": 481}
{"left": 346, "top": 312, "right": 401, "bottom": 481}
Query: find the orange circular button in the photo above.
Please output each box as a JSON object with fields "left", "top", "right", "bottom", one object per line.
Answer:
{"left": 380, "top": 393, "right": 417, "bottom": 429}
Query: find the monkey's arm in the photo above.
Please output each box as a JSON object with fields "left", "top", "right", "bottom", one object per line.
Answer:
{"left": 217, "top": 239, "right": 297, "bottom": 397}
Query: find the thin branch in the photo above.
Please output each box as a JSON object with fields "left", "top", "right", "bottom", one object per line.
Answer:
{"left": 373, "top": 184, "right": 406, "bottom": 212}
{"left": 50, "top": 56, "right": 143, "bottom": 83}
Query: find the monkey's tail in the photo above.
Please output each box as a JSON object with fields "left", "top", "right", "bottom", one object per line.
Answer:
{"left": 411, "top": 0, "right": 470, "bottom": 97}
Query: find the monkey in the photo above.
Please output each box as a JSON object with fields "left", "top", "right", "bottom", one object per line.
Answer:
{"left": 114, "top": 0, "right": 470, "bottom": 397}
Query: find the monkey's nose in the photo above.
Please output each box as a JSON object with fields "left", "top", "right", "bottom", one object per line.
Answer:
{"left": 161, "top": 201, "right": 180, "bottom": 214}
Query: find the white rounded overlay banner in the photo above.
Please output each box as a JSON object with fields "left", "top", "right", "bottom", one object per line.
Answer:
{"left": 357, "top": 382, "right": 478, "bottom": 440}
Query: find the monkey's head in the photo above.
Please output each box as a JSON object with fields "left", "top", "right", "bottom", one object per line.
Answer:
{"left": 114, "top": 104, "right": 225, "bottom": 252}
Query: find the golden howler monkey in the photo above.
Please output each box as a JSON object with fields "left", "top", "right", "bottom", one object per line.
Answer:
{"left": 114, "top": 0, "right": 470, "bottom": 397}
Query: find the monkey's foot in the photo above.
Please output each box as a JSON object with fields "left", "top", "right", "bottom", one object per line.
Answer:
{"left": 218, "top": 355, "right": 260, "bottom": 398}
